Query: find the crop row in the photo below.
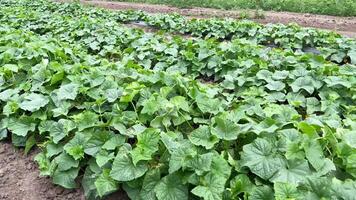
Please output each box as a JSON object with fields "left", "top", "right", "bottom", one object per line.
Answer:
{"left": 113, "top": 0, "right": 356, "bottom": 17}
{"left": 0, "top": 0, "right": 355, "bottom": 82}
{"left": 2, "top": 0, "right": 355, "bottom": 65}
{"left": 0, "top": 0, "right": 356, "bottom": 200}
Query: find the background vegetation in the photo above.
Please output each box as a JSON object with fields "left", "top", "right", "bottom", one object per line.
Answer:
{"left": 114, "top": 0, "right": 356, "bottom": 16}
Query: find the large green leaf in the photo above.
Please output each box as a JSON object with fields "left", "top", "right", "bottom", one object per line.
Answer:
{"left": 196, "top": 93, "right": 221, "bottom": 114}
{"left": 188, "top": 125, "right": 219, "bottom": 149}
{"left": 241, "top": 138, "right": 285, "bottom": 180}
{"left": 270, "top": 160, "right": 311, "bottom": 184}
{"left": 19, "top": 93, "right": 49, "bottom": 112}
{"left": 57, "top": 83, "right": 79, "bottom": 100}
{"left": 52, "top": 168, "right": 79, "bottom": 189}
{"left": 274, "top": 182, "right": 303, "bottom": 200}
{"left": 140, "top": 169, "right": 161, "bottom": 200}
{"left": 211, "top": 117, "right": 240, "bottom": 140}
{"left": 7, "top": 116, "right": 36, "bottom": 137}
{"left": 72, "top": 111, "right": 99, "bottom": 131}
{"left": 131, "top": 128, "right": 160, "bottom": 165}
{"left": 64, "top": 132, "right": 90, "bottom": 160}
{"left": 191, "top": 173, "right": 225, "bottom": 200}
{"left": 168, "top": 140, "right": 197, "bottom": 173}
{"left": 154, "top": 174, "right": 188, "bottom": 200}
{"left": 95, "top": 169, "right": 118, "bottom": 197}
{"left": 290, "top": 76, "right": 315, "bottom": 94}
{"left": 110, "top": 153, "right": 148, "bottom": 182}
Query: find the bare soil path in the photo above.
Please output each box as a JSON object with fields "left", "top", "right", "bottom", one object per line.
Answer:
{"left": 0, "top": 142, "right": 128, "bottom": 200}
{"left": 0, "top": 142, "right": 84, "bottom": 200}
{"left": 77, "top": 0, "right": 356, "bottom": 37}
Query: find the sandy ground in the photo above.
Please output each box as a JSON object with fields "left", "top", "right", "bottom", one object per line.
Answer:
{"left": 0, "top": 142, "right": 128, "bottom": 200}
{"left": 77, "top": 0, "right": 356, "bottom": 37}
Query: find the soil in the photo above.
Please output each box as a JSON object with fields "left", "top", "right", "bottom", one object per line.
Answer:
{"left": 0, "top": 141, "right": 128, "bottom": 200}
{"left": 75, "top": 0, "right": 356, "bottom": 37}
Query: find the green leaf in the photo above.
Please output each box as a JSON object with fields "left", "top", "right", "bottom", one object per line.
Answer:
{"left": 141, "top": 95, "right": 160, "bottom": 115}
{"left": 39, "top": 119, "right": 75, "bottom": 144}
{"left": 0, "top": 128, "right": 7, "bottom": 140}
{"left": 188, "top": 125, "right": 219, "bottom": 149}
{"left": 348, "top": 50, "right": 356, "bottom": 64}
{"left": 256, "top": 70, "right": 273, "bottom": 82}
{"left": 272, "top": 70, "right": 289, "bottom": 80}
{"left": 170, "top": 96, "right": 190, "bottom": 112}
{"left": 3, "top": 64, "right": 18, "bottom": 72}
{"left": 154, "top": 174, "right": 188, "bottom": 200}
{"left": 290, "top": 76, "right": 315, "bottom": 94}
{"left": 50, "top": 71, "right": 65, "bottom": 85}
{"left": 270, "top": 160, "right": 311, "bottom": 184}
{"left": 186, "top": 152, "right": 214, "bottom": 175}
{"left": 102, "top": 134, "right": 126, "bottom": 150}
{"left": 64, "top": 132, "right": 90, "bottom": 160}
{"left": 140, "top": 169, "right": 161, "bottom": 200}
{"left": 324, "top": 76, "right": 351, "bottom": 88}
{"left": 343, "top": 130, "right": 356, "bottom": 148}
{"left": 72, "top": 111, "right": 99, "bottom": 131}
{"left": 34, "top": 152, "right": 53, "bottom": 176}
{"left": 0, "top": 88, "right": 19, "bottom": 101}
{"left": 19, "top": 93, "right": 49, "bottom": 112}
{"left": 303, "top": 139, "right": 335, "bottom": 175}
{"left": 95, "top": 150, "right": 115, "bottom": 167}
{"left": 0, "top": 120, "right": 8, "bottom": 140}
{"left": 249, "top": 186, "right": 274, "bottom": 200}
{"left": 95, "top": 169, "right": 118, "bottom": 197}
{"left": 210, "top": 153, "right": 232, "bottom": 179}
{"left": 191, "top": 173, "right": 225, "bottom": 200}
{"left": 105, "top": 88, "right": 122, "bottom": 103}
{"left": 24, "top": 134, "right": 36, "bottom": 155}
{"left": 196, "top": 93, "right": 221, "bottom": 114}
{"left": 167, "top": 140, "right": 197, "bottom": 173}
{"left": 131, "top": 128, "right": 160, "bottom": 165}
{"left": 241, "top": 138, "right": 285, "bottom": 180}
{"left": 265, "top": 81, "right": 285, "bottom": 91}
{"left": 53, "top": 168, "right": 79, "bottom": 189}
{"left": 229, "top": 174, "right": 254, "bottom": 196}
{"left": 45, "top": 142, "right": 63, "bottom": 158}
{"left": 82, "top": 167, "right": 99, "bottom": 199}
{"left": 274, "top": 182, "right": 302, "bottom": 200}
{"left": 54, "top": 152, "right": 80, "bottom": 171}
{"left": 57, "top": 83, "right": 79, "bottom": 100}
{"left": 110, "top": 153, "right": 148, "bottom": 182}
{"left": 84, "top": 130, "right": 113, "bottom": 156}
{"left": 346, "top": 154, "right": 356, "bottom": 178}
{"left": 7, "top": 116, "right": 36, "bottom": 137}
{"left": 332, "top": 178, "right": 356, "bottom": 199}
{"left": 11, "top": 134, "right": 27, "bottom": 147}
{"left": 211, "top": 117, "right": 240, "bottom": 141}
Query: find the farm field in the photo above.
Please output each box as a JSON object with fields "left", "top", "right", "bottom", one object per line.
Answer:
{"left": 0, "top": 0, "right": 356, "bottom": 200}
{"left": 111, "top": 0, "right": 356, "bottom": 17}
{"left": 71, "top": 0, "right": 356, "bottom": 38}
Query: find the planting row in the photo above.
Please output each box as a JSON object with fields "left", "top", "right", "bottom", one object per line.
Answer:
{"left": 1, "top": 0, "right": 356, "bottom": 65}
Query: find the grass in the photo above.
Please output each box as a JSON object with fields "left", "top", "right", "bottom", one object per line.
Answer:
{"left": 113, "top": 0, "right": 356, "bottom": 16}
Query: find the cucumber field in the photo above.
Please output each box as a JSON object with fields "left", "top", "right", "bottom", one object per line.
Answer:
{"left": 0, "top": 0, "right": 356, "bottom": 199}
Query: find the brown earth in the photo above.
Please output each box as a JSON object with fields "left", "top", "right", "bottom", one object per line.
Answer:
{"left": 76, "top": 0, "right": 356, "bottom": 37}
{"left": 0, "top": 142, "right": 128, "bottom": 200}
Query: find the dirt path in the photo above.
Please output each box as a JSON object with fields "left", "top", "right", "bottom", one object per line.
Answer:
{"left": 77, "top": 0, "right": 356, "bottom": 37}
{"left": 0, "top": 142, "right": 83, "bottom": 200}
{"left": 0, "top": 142, "right": 128, "bottom": 200}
